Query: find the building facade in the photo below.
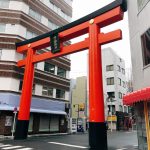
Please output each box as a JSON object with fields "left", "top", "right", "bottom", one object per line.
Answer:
{"left": 0, "top": 0, "right": 73, "bottom": 135}
{"left": 128, "top": 0, "right": 150, "bottom": 149}
{"left": 102, "top": 48, "right": 127, "bottom": 114}
{"left": 71, "top": 76, "right": 87, "bottom": 132}
{"left": 71, "top": 48, "right": 127, "bottom": 131}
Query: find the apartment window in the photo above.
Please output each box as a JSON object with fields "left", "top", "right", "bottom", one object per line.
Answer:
{"left": 29, "top": 9, "right": 41, "bottom": 22}
{"left": 107, "top": 92, "right": 115, "bottom": 98}
{"left": 122, "top": 68, "right": 125, "bottom": 74}
{"left": 0, "top": 50, "right": 1, "bottom": 59}
{"left": 141, "top": 28, "right": 150, "bottom": 66}
{"left": 137, "top": 0, "right": 150, "bottom": 11}
{"left": 107, "top": 77, "right": 114, "bottom": 85}
{"left": 26, "top": 30, "right": 38, "bottom": 39}
{"left": 19, "top": 81, "right": 35, "bottom": 94}
{"left": 118, "top": 92, "right": 122, "bottom": 99}
{"left": 44, "top": 62, "right": 55, "bottom": 74}
{"left": 56, "top": 89, "right": 65, "bottom": 99}
{"left": 118, "top": 78, "right": 121, "bottom": 86}
{"left": 48, "top": 20, "right": 59, "bottom": 30}
{"left": 0, "top": 24, "right": 6, "bottom": 32}
{"left": 122, "top": 81, "right": 126, "bottom": 88}
{"left": 57, "top": 67, "right": 66, "bottom": 78}
{"left": 117, "top": 65, "right": 121, "bottom": 72}
{"left": 42, "top": 86, "right": 53, "bottom": 97}
{"left": 0, "top": 0, "right": 9, "bottom": 8}
{"left": 106, "top": 65, "right": 114, "bottom": 71}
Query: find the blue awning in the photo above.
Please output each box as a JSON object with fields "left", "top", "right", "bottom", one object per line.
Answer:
{"left": 0, "top": 104, "right": 66, "bottom": 115}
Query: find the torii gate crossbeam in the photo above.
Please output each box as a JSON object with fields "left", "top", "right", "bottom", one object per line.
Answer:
{"left": 14, "top": 0, "right": 127, "bottom": 149}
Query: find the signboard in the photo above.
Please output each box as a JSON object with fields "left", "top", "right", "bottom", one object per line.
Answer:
{"left": 107, "top": 115, "right": 117, "bottom": 122}
{"left": 50, "top": 33, "right": 60, "bottom": 54}
{"left": 5, "top": 116, "right": 13, "bottom": 127}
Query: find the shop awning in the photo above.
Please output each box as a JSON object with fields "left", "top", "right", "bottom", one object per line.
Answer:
{"left": 123, "top": 87, "right": 150, "bottom": 105}
{"left": 0, "top": 104, "right": 66, "bottom": 115}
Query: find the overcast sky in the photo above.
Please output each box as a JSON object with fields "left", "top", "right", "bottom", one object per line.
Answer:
{"left": 70, "top": 0, "right": 131, "bottom": 79}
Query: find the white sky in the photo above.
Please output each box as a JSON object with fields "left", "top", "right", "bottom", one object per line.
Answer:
{"left": 70, "top": 0, "right": 131, "bottom": 79}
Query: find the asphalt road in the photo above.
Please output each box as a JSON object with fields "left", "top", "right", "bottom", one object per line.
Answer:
{"left": 0, "top": 131, "right": 138, "bottom": 150}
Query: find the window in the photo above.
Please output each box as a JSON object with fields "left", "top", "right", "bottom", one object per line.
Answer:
{"left": 137, "top": 0, "right": 150, "bottom": 12}
{"left": 122, "top": 81, "right": 126, "bottom": 88}
{"left": 44, "top": 62, "right": 55, "bottom": 74}
{"left": 118, "top": 92, "right": 122, "bottom": 99}
{"left": 0, "top": 0, "right": 9, "bottom": 8}
{"left": 107, "top": 92, "right": 115, "bottom": 98}
{"left": 107, "top": 77, "right": 114, "bottom": 85}
{"left": 56, "top": 89, "right": 65, "bottom": 99}
{"left": 106, "top": 65, "right": 114, "bottom": 71}
{"left": 42, "top": 86, "right": 53, "bottom": 97}
{"left": 26, "top": 30, "right": 38, "bottom": 39}
{"left": 141, "top": 28, "right": 150, "bottom": 66}
{"left": 19, "top": 81, "right": 35, "bottom": 94}
{"left": 0, "top": 24, "right": 6, "bottom": 32}
{"left": 122, "top": 68, "right": 125, "bottom": 74}
{"left": 29, "top": 9, "right": 41, "bottom": 22}
{"left": 48, "top": 20, "right": 59, "bottom": 30}
{"left": 0, "top": 49, "right": 2, "bottom": 60}
{"left": 57, "top": 67, "right": 66, "bottom": 78}
{"left": 117, "top": 65, "right": 121, "bottom": 72}
{"left": 118, "top": 78, "right": 121, "bottom": 86}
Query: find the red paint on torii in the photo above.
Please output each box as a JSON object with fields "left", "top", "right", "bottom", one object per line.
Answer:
{"left": 17, "top": 7, "right": 123, "bottom": 121}
{"left": 15, "top": 4, "right": 125, "bottom": 149}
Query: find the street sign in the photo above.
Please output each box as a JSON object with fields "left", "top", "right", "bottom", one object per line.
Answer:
{"left": 50, "top": 33, "right": 60, "bottom": 54}
{"left": 13, "top": 107, "right": 17, "bottom": 113}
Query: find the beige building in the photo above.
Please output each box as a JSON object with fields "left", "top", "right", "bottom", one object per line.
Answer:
{"left": 71, "top": 76, "right": 87, "bottom": 131}
{"left": 0, "top": 0, "right": 73, "bottom": 135}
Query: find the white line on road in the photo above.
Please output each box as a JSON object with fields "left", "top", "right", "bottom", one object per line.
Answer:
{"left": 2, "top": 146, "right": 23, "bottom": 149}
{"left": 15, "top": 148, "right": 33, "bottom": 150}
{"left": 0, "top": 145, "right": 12, "bottom": 148}
{"left": 48, "top": 142, "right": 88, "bottom": 149}
{"left": 116, "top": 148, "right": 128, "bottom": 150}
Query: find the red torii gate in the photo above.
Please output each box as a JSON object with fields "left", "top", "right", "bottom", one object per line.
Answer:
{"left": 14, "top": 0, "right": 127, "bottom": 149}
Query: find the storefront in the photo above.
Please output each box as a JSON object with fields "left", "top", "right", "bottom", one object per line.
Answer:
{"left": 0, "top": 92, "right": 67, "bottom": 135}
{"left": 123, "top": 88, "right": 150, "bottom": 150}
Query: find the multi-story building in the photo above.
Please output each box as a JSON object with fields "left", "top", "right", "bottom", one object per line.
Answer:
{"left": 128, "top": 0, "right": 150, "bottom": 149}
{"left": 102, "top": 48, "right": 127, "bottom": 115}
{"left": 71, "top": 76, "right": 87, "bottom": 132}
{"left": 71, "top": 48, "right": 127, "bottom": 131}
{"left": 0, "top": 0, "right": 73, "bottom": 135}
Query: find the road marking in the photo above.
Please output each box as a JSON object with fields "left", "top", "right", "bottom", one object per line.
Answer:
{"left": 15, "top": 148, "right": 33, "bottom": 150}
{"left": 116, "top": 148, "right": 127, "bottom": 150}
{"left": 0, "top": 145, "right": 12, "bottom": 148}
{"left": 2, "top": 146, "right": 23, "bottom": 149}
{"left": 48, "top": 142, "right": 88, "bottom": 149}
{"left": 133, "top": 145, "right": 138, "bottom": 147}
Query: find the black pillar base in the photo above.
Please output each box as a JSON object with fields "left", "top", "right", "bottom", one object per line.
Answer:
{"left": 89, "top": 122, "right": 108, "bottom": 150}
{"left": 14, "top": 120, "right": 29, "bottom": 140}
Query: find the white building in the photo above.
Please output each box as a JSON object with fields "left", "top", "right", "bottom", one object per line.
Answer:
{"left": 0, "top": 0, "right": 73, "bottom": 135}
{"left": 128, "top": 0, "right": 150, "bottom": 149}
{"left": 102, "top": 48, "right": 127, "bottom": 115}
